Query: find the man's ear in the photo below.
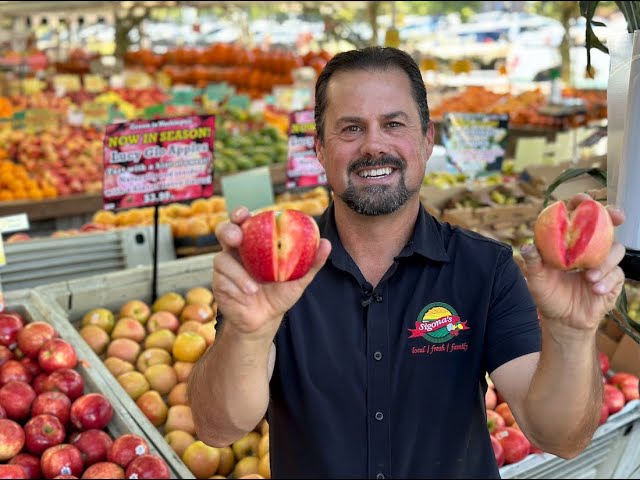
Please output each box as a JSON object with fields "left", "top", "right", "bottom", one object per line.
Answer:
{"left": 314, "top": 135, "right": 325, "bottom": 168}
{"left": 424, "top": 121, "right": 435, "bottom": 161}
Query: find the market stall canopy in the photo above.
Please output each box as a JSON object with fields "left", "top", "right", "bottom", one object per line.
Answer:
{"left": 0, "top": 0, "right": 370, "bottom": 16}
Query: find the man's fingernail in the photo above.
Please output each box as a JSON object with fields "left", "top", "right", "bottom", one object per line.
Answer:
{"left": 520, "top": 244, "right": 534, "bottom": 256}
{"left": 245, "top": 281, "right": 258, "bottom": 294}
{"left": 588, "top": 270, "right": 601, "bottom": 282}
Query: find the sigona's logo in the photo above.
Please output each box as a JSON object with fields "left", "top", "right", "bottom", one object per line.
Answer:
{"left": 408, "top": 302, "right": 470, "bottom": 343}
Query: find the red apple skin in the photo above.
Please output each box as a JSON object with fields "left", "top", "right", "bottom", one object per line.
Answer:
{"left": 0, "top": 465, "right": 28, "bottom": 479}
{"left": 494, "top": 427, "right": 531, "bottom": 465}
{"left": 599, "top": 402, "right": 609, "bottom": 425}
{"left": 0, "top": 345, "right": 14, "bottom": 366}
{"left": 0, "top": 403, "right": 5, "bottom": 418}
{"left": 0, "top": 381, "right": 36, "bottom": 421}
{"left": 609, "top": 372, "right": 640, "bottom": 401}
{"left": 0, "top": 313, "right": 24, "bottom": 347}
{"left": 239, "top": 210, "right": 320, "bottom": 282}
{"left": 9, "top": 453, "right": 41, "bottom": 479}
{"left": 598, "top": 351, "right": 610, "bottom": 376}
{"left": 33, "top": 373, "right": 50, "bottom": 394}
{"left": 69, "top": 429, "right": 113, "bottom": 467}
{"left": 107, "top": 434, "right": 150, "bottom": 468}
{"left": 16, "top": 322, "right": 57, "bottom": 359}
{"left": 0, "top": 418, "right": 25, "bottom": 461}
{"left": 70, "top": 393, "right": 113, "bottom": 431}
{"left": 125, "top": 454, "right": 171, "bottom": 479}
{"left": 40, "top": 444, "right": 84, "bottom": 479}
{"left": 44, "top": 369, "right": 84, "bottom": 401}
{"left": 38, "top": 339, "right": 78, "bottom": 373}
{"left": 31, "top": 391, "right": 72, "bottom": 426}
{"left": 604, "top": 384, "right": 626, "bottom": 414}
{"left": 20, "top": 357, "right": 41, "bottom": 379}
{"left": 24, "top": 414, "right": 66, "bottom": 455}
{"left": 490, "top": 434, "right": 505, "bottom": 467}
{"left": 81, "top": 462, "right": 125, "bottom": 479}
{"left": 486, "top": 409, "right": 506, "bottom": 434}
{"left": 0, "top": 359, "right": 31, "bottom": 385}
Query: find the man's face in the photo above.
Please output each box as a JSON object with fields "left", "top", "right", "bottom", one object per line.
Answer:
{"left": 316, "top": 68, "right": 434, "bottom": 216}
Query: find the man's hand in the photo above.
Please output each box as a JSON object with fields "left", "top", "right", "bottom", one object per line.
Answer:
{"left": 521, "top": 193, "right": 626, "bottom": 332}
{"left": 213, "top": 206, "right": 332, "bottom": 341}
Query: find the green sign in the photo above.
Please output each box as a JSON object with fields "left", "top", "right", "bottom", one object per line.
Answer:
{"left": 220, "top": 166, "right": 275, "bottom": 214}
{"left": 144, "top": 103, "right": 166, "bottom": 119}
{"left": 227, "top": 94, "right": 251, "bottom": 110}
{"left": 205, "top": 83, "right": 229, "bottom": 102}
{"left": 171, "top": 87, "right": 197, "bottom": 106}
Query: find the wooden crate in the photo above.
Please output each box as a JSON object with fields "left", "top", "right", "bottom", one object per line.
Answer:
{"left": 4, "top": 289, "right": 194, "bottom": 479}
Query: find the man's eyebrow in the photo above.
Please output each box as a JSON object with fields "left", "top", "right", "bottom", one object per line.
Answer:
{"left": 335, "top": 116, "right": 364, "bottom": 125}
{"left": 335, "top": 111, "right": 409, "bottom": 125}
{"left": 382, "top": 111, "right": 409, "bottom": 121}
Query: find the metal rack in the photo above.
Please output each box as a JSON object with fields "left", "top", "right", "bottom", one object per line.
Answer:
{"left": 0, "top": 224, "right": 175, "bottom": 291}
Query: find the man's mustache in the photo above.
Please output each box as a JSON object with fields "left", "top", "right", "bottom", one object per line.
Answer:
{"left": 348, "top": 155, "right": 404, "bottom": 174}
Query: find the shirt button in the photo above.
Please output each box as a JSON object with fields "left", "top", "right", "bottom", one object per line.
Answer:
{"left": 374, "top": 351, "right": 382, "bottom": 361}
{"left": 377, "top": 474, "right": 385, "bottom": 479}
{"left": 375, "top": 411, "right": 384, "bottom": 421}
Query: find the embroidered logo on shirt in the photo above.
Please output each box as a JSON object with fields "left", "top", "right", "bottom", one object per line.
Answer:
{"left": 408, "top": 302, "right": 470, "bottom": 344}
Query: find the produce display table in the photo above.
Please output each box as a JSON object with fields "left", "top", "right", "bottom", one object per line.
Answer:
{"left": 4, "top": 287, "right": 192, "bottom": 478}
{"left": 36, "top": 255, "right": 216, "bottom": 480}
{"left": 500, "top": 400, "right": 640, "bottom": 479}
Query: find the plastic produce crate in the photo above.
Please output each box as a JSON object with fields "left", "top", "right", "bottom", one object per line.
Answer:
{"left": 36, "top": 255, "right": 217, "bottom": 479}
{"left": 2, "top": 288, "right": 193, "bottom": 479}
{"left": 500, "top": 400, "right": 640, "bottom": 479}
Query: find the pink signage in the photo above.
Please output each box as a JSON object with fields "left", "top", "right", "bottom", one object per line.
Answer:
{"left": 103, "top": 115, "right": 215, "bottom": 210}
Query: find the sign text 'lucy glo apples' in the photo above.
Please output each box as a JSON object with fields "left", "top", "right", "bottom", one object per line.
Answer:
{"left": 239, "top": 210, "right": 320, "bottom": 282}
{"left": 533, "top": 199, "right": 614, "bottom": 271}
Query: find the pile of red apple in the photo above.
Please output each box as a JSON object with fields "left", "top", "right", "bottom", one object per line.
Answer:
{"left": 0, "top": 311, "right": 171, "bottom": 479}
{"left": 486, "top": 351, "right": 640, "bottom": 468}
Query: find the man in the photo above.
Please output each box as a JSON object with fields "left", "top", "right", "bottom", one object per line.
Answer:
{"left": 188, "top": 47, "right": 626, "bottom": 478}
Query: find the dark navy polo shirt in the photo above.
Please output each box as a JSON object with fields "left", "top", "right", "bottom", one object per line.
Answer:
{"left": 266, "top": 203, "right": 541, "bottom": 479}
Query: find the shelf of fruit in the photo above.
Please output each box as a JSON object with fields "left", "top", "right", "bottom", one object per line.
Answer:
{"left": 490, "top": 352, "right": 640, "bottom": 477}
{"left": 29, "top": 254, "right": 271, "bottom": 479}
{"left": 430, "top": 86, "right": 607, "bottom": 129}
{"left": 0, "top": 289, "right": 184, "bottom": 479}
{"left": 125, "top": 44, "right": 332, "bottom": 99}
{"left": 0, "top": 102, "right": 292, "bottom": 219}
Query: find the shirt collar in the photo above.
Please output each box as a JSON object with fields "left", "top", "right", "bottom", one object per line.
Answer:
{"left": 317, "top": 202, "right": 450, "bottom": 268}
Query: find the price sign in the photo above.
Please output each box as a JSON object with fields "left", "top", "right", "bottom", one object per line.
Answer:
{"left": 103, "top": 115, "right": 216, "bottom": 210}
{"left": 286, "top": 109, "right": 326, "bottom": 189}
{"left": 84, "top": 74, "right": 107, "bottom": 93}
{"left": 441, "top": 113, "right": 509, "bottom": 177}
{"left": 21, "top": 78, "right": 44, "bottom": 94}
{"left": 53, "top": 74, "right": 82, "bottom": 93}
{"left": 82, "top": 102, "right": 111, "bottom": 126}
{"left": 24, "top": 109, "right": 61, "bottom": 132}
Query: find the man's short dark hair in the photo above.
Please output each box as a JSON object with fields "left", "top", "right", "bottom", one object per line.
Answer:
{"left": 314, "top": 47, "right": 430, "bottom": 144}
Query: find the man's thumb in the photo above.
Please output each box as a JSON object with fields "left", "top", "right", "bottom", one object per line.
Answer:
{"left": 520, "top": 243, "right": 545, "bottom": 280}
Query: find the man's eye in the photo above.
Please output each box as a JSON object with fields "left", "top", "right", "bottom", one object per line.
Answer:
{"left": 387, "top": 121, "right": 402, "bottom": 128}
{"left": 344, "top": 125, "right": 361, "bottom": 132}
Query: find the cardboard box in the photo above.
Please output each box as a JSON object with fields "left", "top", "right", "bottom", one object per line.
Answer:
{"left": 611, "top": 334, "right": 640, "bottom": 378}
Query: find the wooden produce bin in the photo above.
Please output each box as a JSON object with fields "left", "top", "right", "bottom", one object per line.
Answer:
{"left": 36, "top": 255, "right": 219, "bottom": 479}
{"left": 3, "top": 289, "right": 193, "bottom": 479}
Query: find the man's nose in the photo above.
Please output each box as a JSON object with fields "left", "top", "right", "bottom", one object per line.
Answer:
{"left": 359, "top": 125, "right": 389, "bottom": 158}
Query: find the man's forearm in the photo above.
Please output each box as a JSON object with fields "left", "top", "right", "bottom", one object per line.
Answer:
{"left": 523, "top": 322, "right": 602, "bottom": 458}
{"left": 188, "top": 322, "right": 274, "bottom": 447}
